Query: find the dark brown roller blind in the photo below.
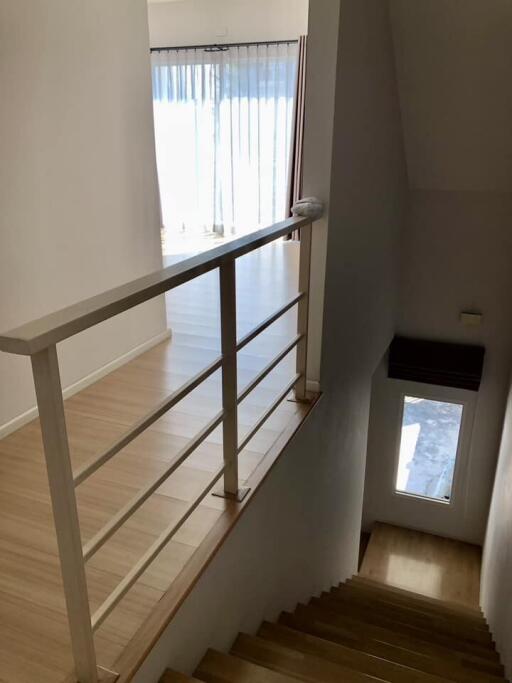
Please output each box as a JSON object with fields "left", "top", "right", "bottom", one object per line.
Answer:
{"left": 388, "top": 337, "right": 485, "bottom": 391}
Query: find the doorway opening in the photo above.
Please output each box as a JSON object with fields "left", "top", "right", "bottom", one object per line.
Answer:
{"left": 395, "top": 395, "right": 464, "bottom": 503}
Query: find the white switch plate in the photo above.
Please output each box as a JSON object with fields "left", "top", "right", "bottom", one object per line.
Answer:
{"left": 460, "top": 312, "right": 482, "bottom": 326}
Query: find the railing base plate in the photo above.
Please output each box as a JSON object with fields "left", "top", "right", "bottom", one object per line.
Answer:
{"left": 64, "top": 665, "right": 119, "bottom": 683}
{"left": 98, "top": 666, "right": 120, "bottom": 682}
{"left": 287, "top": 393, "right": 314, "bottom": 405}
{"left": 212, "top": 487, "right": 251, "bottom": 503}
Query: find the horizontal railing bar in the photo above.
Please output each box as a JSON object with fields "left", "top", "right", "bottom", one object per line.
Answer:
{"left": 237, "top": 374, "right": 301, "bottom": 453}
{"left": 74, "top": 357, "right": 223, "bottom": 486}
{"left": 82, "top": 410, "right": 224, "bottom": 562}
{"left": 91, "top": 463, "right": 227, "bottom": 632}
{"left": 0, "top": 217, "right": 311, "bottom": 356}
{"left": 237, "top": 334, "right": 303, "bottom": 405}
{"left": 236, "top": 293, "right": 305, "bottom": 352}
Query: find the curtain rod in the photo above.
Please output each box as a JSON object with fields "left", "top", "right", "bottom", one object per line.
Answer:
{"left": 150, "top": 39, "right": 298, "bottom": 53}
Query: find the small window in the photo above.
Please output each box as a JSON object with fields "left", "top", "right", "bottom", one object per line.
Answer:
{"left": 396, "top": 396, "right": 464, "bottom": 502}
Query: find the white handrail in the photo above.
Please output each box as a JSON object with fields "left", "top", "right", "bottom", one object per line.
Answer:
{"left": 0, "top": 216, "right": 310, "bottom": 356}
{"left": 0, "top": 217, "right": 315, "bottom": 683}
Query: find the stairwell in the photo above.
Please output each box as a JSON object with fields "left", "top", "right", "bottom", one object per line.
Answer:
{"left": 161, "top": 575, "right": 506, "bottom": 683}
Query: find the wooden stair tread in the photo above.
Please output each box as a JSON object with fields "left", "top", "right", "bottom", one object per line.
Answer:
{"left": 158, "top": 561, "right": 505, "bottom": 683}
{"left": 160, "top": 671, "right": 203, "bottom": 683}
{"left": 309, "top": 596, "right": 499, "bottom": 665}
{"left": 195, "top": 649, "right": 298, "bottom": 683}
{"left": 293, "top": 603, "right": 504, "bottom": 676}
{"left": 349, "top": 576, "right": 483, "bottom": 619}
{"left": 278, "top": 611, "right": 505, "bottom": 683}
{"left": 344, "top": 579, "right": 486, "bottom": 628}
{"left": 231, "top": 632, "right": 376, "bottom": 682}
{"left": 311, "top": 595, "right": 497, "bottom": 660}
{"left": 258, "top": 621, "right": 453, "bottom": 683}
{"left": 328, "top": 586, "right": 491, "bottom": 644}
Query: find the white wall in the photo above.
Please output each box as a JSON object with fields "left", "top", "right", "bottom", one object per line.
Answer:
{"left": 0, "top": 1, "right": 167, "bottom": 432}
{"left": 301, "top": 0, "right": 339, "bottom": 386}
{"left": 364, "top": 4, "right": 512, "bottom": 545}
{"left": 363, "top": 191, "right": 512, "bottom": 544}
{"left": 147, "top": 0, "right": 309, "bottom": 48}
{"left": 390, "top": 0, "right": 512, "bottom": 193}
{"left": 482, "top": 378, "right": 512, "bottom": 679}
{"left": 133, "top": 1, "right": 408, "bottom": 678}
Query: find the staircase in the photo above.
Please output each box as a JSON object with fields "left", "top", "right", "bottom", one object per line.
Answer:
{"left": 161, "top": 575, "right": 506, "bottom": 683}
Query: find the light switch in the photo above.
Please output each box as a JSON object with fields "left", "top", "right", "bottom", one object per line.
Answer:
{"left": 460, "top": 312, "right": 482, "bottom": 327}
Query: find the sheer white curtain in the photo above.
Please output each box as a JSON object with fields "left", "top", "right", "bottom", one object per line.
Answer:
{"left": 152, "top": 42, "right": 299, "bottom": 238}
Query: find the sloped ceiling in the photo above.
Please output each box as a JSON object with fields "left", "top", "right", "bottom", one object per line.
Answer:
{"left": 390, "top": 0, "right": 512, "bottom": 192}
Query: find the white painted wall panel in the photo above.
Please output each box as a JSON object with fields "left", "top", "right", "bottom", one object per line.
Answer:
{"left": 147, "top": 0, "right": 309, "bottom": 48}
{"left": 482, "top": 380, "right": 512, "bottom": 679}
{"left": 390, "top": 0, "right": 512, "bottom": 192}
{"left": 0, "top": 1, "right": 167, "bottom": 430}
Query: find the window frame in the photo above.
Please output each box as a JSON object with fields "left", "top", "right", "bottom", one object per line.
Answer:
{"left": 391, "top": 381, "right": 476, "bottom": 509}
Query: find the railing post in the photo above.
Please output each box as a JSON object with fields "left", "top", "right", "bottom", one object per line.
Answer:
{"left": 216, "top": 261, "right": 249, "bottom": 502}
{"left": 31, "top": 346, "right": 98, "bottom": 683}
{"left": 295, "top": 222, "right": 312, "bottom": 401}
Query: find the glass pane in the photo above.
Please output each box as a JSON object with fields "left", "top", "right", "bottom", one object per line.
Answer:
{"left": 396, "top": 396, "right": 464, "bottom": 502}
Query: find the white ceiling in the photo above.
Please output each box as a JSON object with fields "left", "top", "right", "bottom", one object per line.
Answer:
{"left": 390, "top": 0, "right": 512, "bottom": 192}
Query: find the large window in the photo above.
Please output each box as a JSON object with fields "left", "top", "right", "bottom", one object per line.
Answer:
{"left": 152, "top": 42, "right": 299, "bottom": 248}
{"left": 395, "top": 395, "right": 464, "bottom": 502}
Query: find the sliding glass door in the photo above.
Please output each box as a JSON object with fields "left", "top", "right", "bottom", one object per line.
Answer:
{"left": 152, "top": 41, "right": 299, "bottom": 249}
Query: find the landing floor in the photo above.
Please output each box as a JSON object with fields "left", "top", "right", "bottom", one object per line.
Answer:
{"left": 0, "top": 242, "right": 308, "bottom": 683}
{"left": 359, "top": 522, "right": 482, "bottom": 609}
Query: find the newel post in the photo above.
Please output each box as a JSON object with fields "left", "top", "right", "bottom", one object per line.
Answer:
{"left": 31, "top": 345, "right": 98, "bottom": 683}
{"left": 295, "top": 222, "right": 312, "bottom": 401}
{"left": 216, "top": 260, "right": 249, "bottom": 502}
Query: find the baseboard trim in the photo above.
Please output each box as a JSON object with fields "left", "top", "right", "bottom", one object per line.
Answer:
{"left": 0, "top": 329, "right": 172, "bottom": 439}
{"left": 307, "top": 379, "right": 321, "bottom": 393}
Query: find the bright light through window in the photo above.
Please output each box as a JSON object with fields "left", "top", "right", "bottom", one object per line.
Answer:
{"left": 396, "top": 396, "right": 464, "bottom": 502}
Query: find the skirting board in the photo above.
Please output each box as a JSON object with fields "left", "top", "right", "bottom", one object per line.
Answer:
{"left": 307, "top": 379, "right": 320, "bottom": 393}
{"left": 0, "top": 328, "right": 172, "bottom": 440}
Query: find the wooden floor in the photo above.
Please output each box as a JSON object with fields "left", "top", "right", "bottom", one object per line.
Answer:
{"left": 359, "top": 523, "right": 482, "bottom": 609}
{"left": 0, "top": 242, "right": 309, "bottom": 683}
